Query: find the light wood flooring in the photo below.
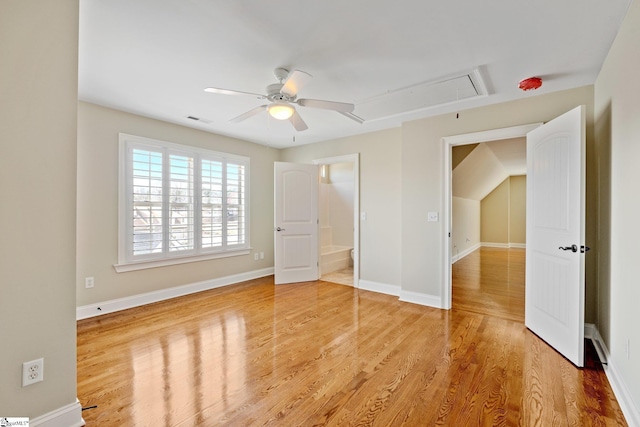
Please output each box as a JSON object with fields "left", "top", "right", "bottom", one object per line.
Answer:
{"left": 77, "top": 250, "right": 626, "bottom": 426}
{"left": 452, "top": 247, "right": 525, "bottom": 323}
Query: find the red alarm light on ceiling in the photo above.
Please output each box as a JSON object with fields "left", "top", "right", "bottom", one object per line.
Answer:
{"left": 519, "top": 77, "right": 542, "bottom": 91}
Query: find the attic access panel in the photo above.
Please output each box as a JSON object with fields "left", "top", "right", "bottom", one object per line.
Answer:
{"left": 355, "top": 70, "right": 487, "bottom": 122}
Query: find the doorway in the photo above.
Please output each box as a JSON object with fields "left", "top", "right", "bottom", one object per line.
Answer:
{"left": 450, "top": 138, "right": 528, "bottom": 321}
{"left": 313, "top": 154, "right": 360, "bottom": 287}
{"left": 442, "top": 123, "right": 542, "bottom": 309}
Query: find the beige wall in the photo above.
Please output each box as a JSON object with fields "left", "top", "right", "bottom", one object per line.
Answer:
{"left": 401, "top": 85, "right": 597, "bottom": 320}
{"left": 595, "top": 0, "right": 640, "bottom": 413}
{"left": 0, "top": 0, "right": 79, "bottom": 418}
{"left": 280, "top": 128, "right": 402, "bottom": 288}
{"left": 481, "top": 179, "right": 510, "bottom": 244}
{"left": 76, "top": 102, "right": 279, "bottom": 306}
{"left": 452, "top": 197, "right": 480, "bottom": 256}
{"left": 509, "top": 175, "right": 526, "bottom": 244}
{"left": 480, "top": 176, "right": 526, "bottom": 245}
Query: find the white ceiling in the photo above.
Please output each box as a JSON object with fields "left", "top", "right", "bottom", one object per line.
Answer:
{"left": 78, "top": 0, "right": 631, "bottom": 149}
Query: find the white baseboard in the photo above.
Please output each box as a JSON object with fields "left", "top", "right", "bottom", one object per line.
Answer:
{"left": 451, "top": 243, "right": 481, "bottom": 264}
{"left": 585, "top": 323, "right": 640, "bottom": 427}
{"left": 584, "top": 323, "right": 608, "bottom": 364}
{"left": 31, "top": 398, "right": 83, "bottom": 427}
{"left": 77, "top": 267, "right": 274, "bottom": 320}
{"left": 480, "top": 242, "right": 526, "bottom": 249}
{"left": 358, "top": 279, "right": 400, "bottom": 297}
{"left": 399, "top": 290, "right": 442, "bottom": 308}
{"left": 451, "top": 243, "right": 526, "bottom": 264}
{"left": 480, "top": 242, "right": 509, "bottom": 248}
{"left": 357, "top": 280, "right": 442, "bottom": 309}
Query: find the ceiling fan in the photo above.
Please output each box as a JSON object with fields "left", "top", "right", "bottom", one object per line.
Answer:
{"left": 204, "top": 68, "right": 363, "bottom": 131}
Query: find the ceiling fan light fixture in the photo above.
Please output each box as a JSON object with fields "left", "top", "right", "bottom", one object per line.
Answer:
{"left": 268, "top": 102, "right": 294, "bottom": 120}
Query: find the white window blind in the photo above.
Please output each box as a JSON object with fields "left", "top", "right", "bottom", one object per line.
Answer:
{"left": 118, "top": 134, "right": 250, "bottom": 270}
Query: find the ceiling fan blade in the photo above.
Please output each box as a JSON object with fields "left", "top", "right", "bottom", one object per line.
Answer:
{"left": 280, "top": 70, "right": 313, "bottom": 98}
{"left": 230, "top": 105, "right": 267, "bottom": 123}
{"left": 297, "top": 98, "right": 354, "bottom": 113}
{"left": 289, "top": 110, "right": 308, "bottom": 132}
{"left": 204, "top": 87, "right": 265, "bottom": 99}
{"left": 339, "top": 111, "right": 365, "bottom": 124}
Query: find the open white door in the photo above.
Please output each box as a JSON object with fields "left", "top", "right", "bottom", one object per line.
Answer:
{"left": 274, "top": 162, "right": 319, "bottom": 285}
{"left": 525, "top": 105, "right": 586, "bottom": 367}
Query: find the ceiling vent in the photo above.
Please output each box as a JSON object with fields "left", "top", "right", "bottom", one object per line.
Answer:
{"left": 355, "top": 69, "right": 488, "bottom": 122}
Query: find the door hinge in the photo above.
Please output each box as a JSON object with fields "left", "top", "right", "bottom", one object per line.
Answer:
{"left": 581, "top": 245, "right": 591, "bottom": 253}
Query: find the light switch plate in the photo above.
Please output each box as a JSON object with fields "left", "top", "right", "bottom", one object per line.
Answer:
{"left": 427, "top": 211, "right": 439, "bottom": 222}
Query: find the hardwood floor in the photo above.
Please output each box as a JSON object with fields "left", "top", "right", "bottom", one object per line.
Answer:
{"left": 452, "top": 247, "right": 525, "bottom": 323}
{"left": 78, "top": 270, "right": 626, "bottom": 425}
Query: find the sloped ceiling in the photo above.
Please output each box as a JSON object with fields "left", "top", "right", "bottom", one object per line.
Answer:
{"left": 453, "top": 138, "right": 526, "bottom": 200}
{"left": 77, "top": 0, "right": 631, "bottom": 148}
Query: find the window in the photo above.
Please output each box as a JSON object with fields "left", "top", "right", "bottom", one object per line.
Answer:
{"left": 116, "top": 134, "right": 250, "bottom": 272}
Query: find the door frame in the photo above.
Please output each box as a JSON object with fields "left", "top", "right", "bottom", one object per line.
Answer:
{"left": 313, "top": 154, "right": 360, "bottom": 288}
{"left": 441, "top": 123, "right": 542, "bottom": 309}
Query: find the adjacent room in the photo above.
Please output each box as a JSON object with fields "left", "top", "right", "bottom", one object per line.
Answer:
{"left": 451, "top": 139, "right": 527, "bottom": 322}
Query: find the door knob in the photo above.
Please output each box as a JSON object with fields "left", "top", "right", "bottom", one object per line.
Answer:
{"left": 276, "top": 227, "right": 285, "bottom": 232}
{"left": 558, "top": 244, "right": 578, "bottom": 253}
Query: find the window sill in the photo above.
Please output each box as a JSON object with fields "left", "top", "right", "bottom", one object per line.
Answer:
{"left": 113, "top": 249, "right": 251, "bottom": 273}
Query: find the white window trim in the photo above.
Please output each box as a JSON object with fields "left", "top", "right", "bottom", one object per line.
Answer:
{"left": 115, "top": 133, "right": 250, "bottom": 272}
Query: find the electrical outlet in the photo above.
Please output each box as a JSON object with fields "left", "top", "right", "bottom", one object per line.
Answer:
{"left": 254, "top": 253, "right": 259, "bottom": 261}
{"left": 260, "top": 251, "right": 264, "bottom": 259}
{"left": 22, "top": 358, "right": 44, "bottom": 386}
{"left": 85, "top": 277, "right": 94, "bottom": 288}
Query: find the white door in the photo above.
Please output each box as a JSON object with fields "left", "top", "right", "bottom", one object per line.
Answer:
{"left": 274, "top": 162, "right": 319, "bottom": 285}
{"left": 525, "top": 105, "right": 586, "bottom": 367}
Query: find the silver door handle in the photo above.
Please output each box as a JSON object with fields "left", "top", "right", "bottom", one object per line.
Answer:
{"left": 276, "top": 227, "right": 285, "bottom": 232}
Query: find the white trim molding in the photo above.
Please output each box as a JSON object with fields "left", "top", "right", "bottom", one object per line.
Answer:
{"left": 399, "top": 290, "right": 442, "bottom": 308}
{"left": 77, "top": 267, "right": 274, "bottom": 320}
{"left": 584, "top": 323, "right": 640, "bottom": 427}
{"left": 481, "top": 242, "right": 510, "bottom": 248}
{"left": 31, "top": 399, "right": 83, "bottom": 427}
{"left": 584, "top": 323, "right": 608, "bottom": 364}
{"left": 451, "top": 243, "right": 526, "bottom": 264}
{"left": 358, "top": 280, "right": 442, "bottom": 309}
{"left": 451, "top": 243, "right": 481, "bottom": 263}
{"left": 358, "top": 280, "right": 400, "bottom": 297}
{"left": 480, "top": 242, "right": 527, "bottom": 249}
{"left": 114, "top": 249, "right": 250, "bottom": 273}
